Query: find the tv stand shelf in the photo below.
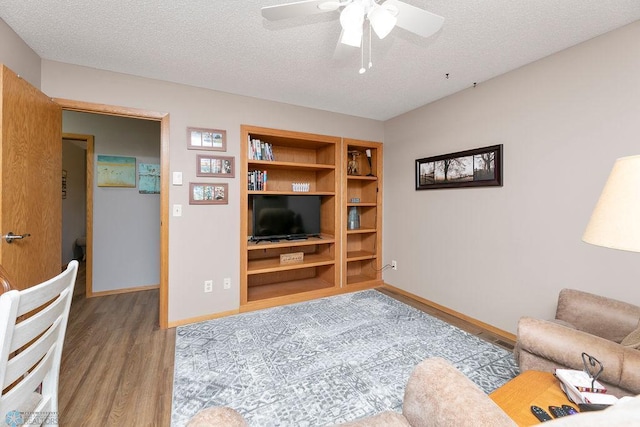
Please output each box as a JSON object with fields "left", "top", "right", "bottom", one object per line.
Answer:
{"left": 248, "top": 235, "right": 335, "bottom": 250}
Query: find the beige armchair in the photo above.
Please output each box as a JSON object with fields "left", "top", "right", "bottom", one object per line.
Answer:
{"left": 515, "top": 288, "right": 640, "bottom": 397}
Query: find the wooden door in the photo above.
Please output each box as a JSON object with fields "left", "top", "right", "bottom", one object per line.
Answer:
{"left": 0, "top": 64, "right": 62, "bottom": 290}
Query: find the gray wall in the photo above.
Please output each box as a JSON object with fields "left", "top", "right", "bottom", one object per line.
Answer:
{"left": 0, "top": 18, "right": 41, "bottom": 88}
{"left": 63, "top": 111, "right": 161, "bottom": 292}
{"left": 41, "top": 62, "right": 383, "bottom": 323}
{"left": 383, "top": 21, "right": 640, "bottom": 334}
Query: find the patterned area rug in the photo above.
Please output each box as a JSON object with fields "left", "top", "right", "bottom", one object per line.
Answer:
{"left": 171, "top": 290, "right": 518, "bottom": 426}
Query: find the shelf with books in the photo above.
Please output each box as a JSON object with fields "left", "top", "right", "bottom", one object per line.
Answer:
{"left": 241, "top": 125, "right": 340, "bottom": 310}
{"left": 247, "top": 162, "right": 335, "bottom": 193}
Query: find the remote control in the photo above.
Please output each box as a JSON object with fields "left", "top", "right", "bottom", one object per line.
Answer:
{"left": 549, "top": 405, "right": 568, "bottom": 418}
{"left": 561, "top": 404, "right": 578, "bottom": 415}
{"left": 531, "top": 405, "right": 553, "bottom": 422}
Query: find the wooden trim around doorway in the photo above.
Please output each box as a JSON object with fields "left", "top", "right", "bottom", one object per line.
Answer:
{"left": 55, "top": 98, "right": 170, "bottom": 329}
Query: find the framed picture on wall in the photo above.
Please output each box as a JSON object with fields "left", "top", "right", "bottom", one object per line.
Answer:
{"left": 189, "top": 182, "right": 228, "bottom": 205}
{"left": 187, "top": 127, "right": 227, "bottom": 151}
{"left": 415, "top": 144, "right": 503, "bottom": 190}
{"left": 97, "top": 155, "right": 137, "bottom": 187}
{"left": 196, "top": 154, "right": 235, "bottom": 178}
{"left": 138, "top": 163, "right": 161, "bottom": 194}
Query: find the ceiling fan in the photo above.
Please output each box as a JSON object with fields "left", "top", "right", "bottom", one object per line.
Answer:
{"left": 262, "top": 0, "right": 444, "bottom": 62}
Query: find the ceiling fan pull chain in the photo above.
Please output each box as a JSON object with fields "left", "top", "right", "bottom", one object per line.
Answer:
{"left": 368, "top": 23, "right": 373, "bottom": 69}
{"left": 359, "top": 31, "right": 366, "bottom": 74}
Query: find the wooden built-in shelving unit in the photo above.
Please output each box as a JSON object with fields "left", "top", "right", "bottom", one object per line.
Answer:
{"left": 240, "top": 126, "right": 341, "bottom": 311}
{"left": 343, "top": 139, "right": 383, "bottom": 288}
{"left": 240, "top": 125, "right": 382, "bottom": 312}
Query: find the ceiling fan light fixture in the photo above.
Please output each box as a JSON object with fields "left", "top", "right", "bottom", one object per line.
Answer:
{"left": 340, "top": 28, "right": 363, "bottom": 47}
{"left": 340, "top": 2, "right": 364, "bottom": 31}
{"left": 368, "top": 4, "right": 397, "bottom": 39}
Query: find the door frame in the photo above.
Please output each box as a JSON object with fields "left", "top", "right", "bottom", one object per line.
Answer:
{"left": 62, "top": 133, "right": 94, "bottom": 296}
{"left": 56, "top": 98, "right": 170, "bottom": 329}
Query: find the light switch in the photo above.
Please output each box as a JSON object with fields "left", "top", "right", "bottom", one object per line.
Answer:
{"left": 172, "top": 171, "right": 183, "bottom": 185}
{"left": 173, "top": 204, "right": 182, "bottom": 217}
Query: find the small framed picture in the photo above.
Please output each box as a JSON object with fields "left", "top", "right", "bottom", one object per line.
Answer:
{"left": 189, "top": 182, "right": 228, "bottom": 205}
{"left": 196, "top": 155, "right": 235, "bottom": 178}
{"left": 187, "top": 127, "right": 227, "bottom": 151}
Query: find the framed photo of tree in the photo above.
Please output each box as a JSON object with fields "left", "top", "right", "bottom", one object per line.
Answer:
{"left": 415, "top": 145, "right": 503, "bottom": 190}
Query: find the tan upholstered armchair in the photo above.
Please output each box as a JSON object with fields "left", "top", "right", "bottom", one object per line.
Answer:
{"left": 515, "top": 288, "right": 640, "bottom": 397}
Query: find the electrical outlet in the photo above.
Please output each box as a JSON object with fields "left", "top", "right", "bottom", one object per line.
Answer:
{"left": 204, "top": 280, "right": 213, "bottom": 293}
{"left": 223, "top": 278, "right": 231, "bottom": 290}
{"left": 391, "top": 260, "right": 397, "bottom": 270}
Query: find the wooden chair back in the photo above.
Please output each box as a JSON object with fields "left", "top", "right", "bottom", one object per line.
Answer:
{"left": 0, "top": 260, "right": 78, "bottom": 425}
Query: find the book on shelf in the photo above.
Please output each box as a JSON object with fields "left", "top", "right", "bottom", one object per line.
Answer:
{"left": 248, "top": 137, "right": 274, "bottom": 161}
{"left": 248, "top": 170, "right": 267, "bottom": 191}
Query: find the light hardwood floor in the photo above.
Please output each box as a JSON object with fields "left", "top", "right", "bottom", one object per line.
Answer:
{"left": 58, "top": 263, "right": 514, "bottom": 425}
{"left": 59, "top": 263, "right": 175, "bottom": 425}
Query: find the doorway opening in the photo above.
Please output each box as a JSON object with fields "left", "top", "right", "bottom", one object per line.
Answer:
{"left": 56, "top": 99, "right": 169, "bottom": 329}
{"left": 62, "top": 133, "right": 94, "bottom": 296}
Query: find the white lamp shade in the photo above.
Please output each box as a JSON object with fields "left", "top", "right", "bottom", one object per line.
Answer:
{"left": 368, "top": 5, "right": 397, "bottom": 39}
{"left": 582, "top": 154, "right": 640, "bottom": 253}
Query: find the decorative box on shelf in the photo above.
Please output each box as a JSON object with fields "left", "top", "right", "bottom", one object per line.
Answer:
{"left": 280, "top": 252, "right": 304, "bottom": 265}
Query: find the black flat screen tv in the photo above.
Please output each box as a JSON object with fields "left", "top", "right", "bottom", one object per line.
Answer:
{"left": 251, "top": 195, "right": 321, "bottom": 241}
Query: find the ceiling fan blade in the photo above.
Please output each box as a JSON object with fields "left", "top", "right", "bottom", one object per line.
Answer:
{"left": 382, "top": 0, "right": 444, "bottom": 38}
{"left": 262, "top": 0, "right": 334, "bottom": 21}
{"left": 318, "top": 1, "right": 351, "bottom": 11}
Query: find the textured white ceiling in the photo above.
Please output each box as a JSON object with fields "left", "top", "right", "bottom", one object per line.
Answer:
{"left": 2, "top": 1, "right": 640, "bottom": 120}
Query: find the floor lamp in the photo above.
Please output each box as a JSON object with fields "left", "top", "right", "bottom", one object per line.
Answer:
{"left": 582, "top": 155, "right": 640, "bottom": 253}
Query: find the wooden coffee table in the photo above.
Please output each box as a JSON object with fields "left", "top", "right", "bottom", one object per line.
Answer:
{"left": 490, "top": 370, "right": 575, "bottom": 426}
